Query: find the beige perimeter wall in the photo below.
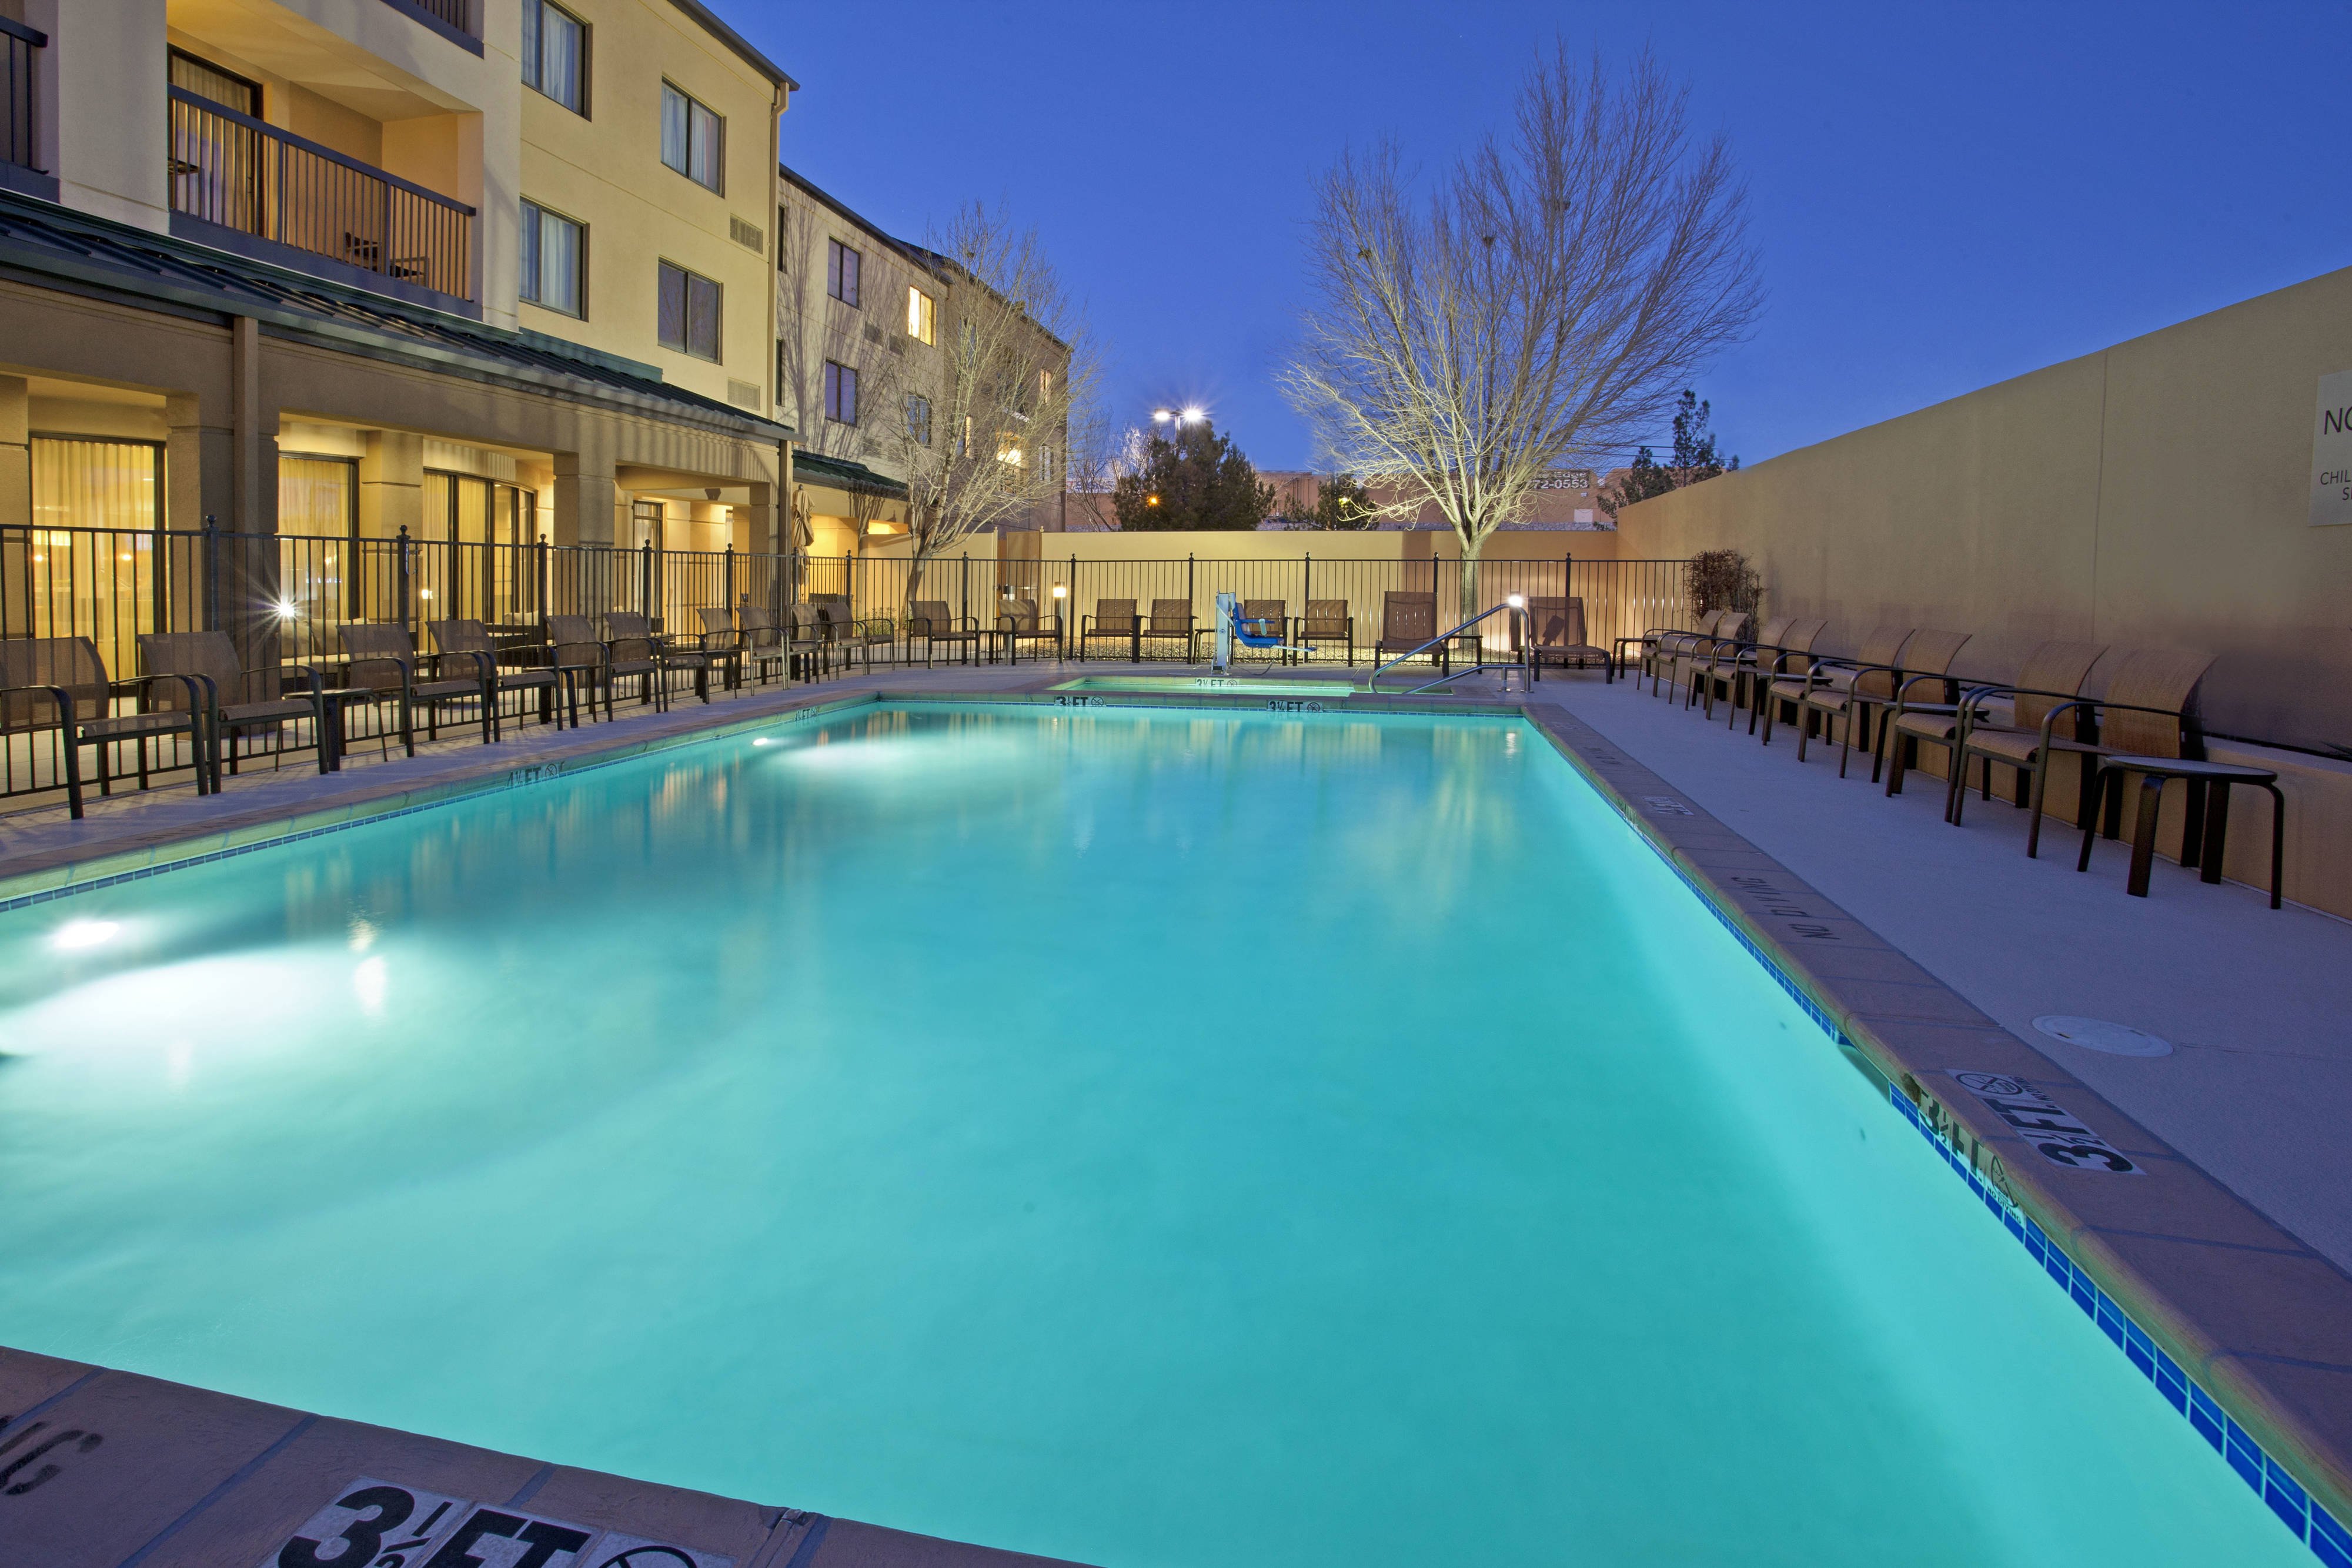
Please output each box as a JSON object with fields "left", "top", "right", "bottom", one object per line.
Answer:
{"left": 1616, "top": 264, "right": 2352, "bottom": 750}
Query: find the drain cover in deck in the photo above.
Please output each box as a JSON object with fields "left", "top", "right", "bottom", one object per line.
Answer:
{"left": 2033, "top": 1015, "right": 2173, "bottom": 1057}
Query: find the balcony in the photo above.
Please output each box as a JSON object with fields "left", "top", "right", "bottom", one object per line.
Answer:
{"left": 379, "top": 0, "right": 484, "bottom": 53}
{"left": 168, "top": 87, "right": 475, "bottom": 310}
{"left": 1, "top": 15, "right": 55, "bottom": 202}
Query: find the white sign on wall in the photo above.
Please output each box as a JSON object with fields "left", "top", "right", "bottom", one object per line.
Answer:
{"left": 2311, "top": 369, "right": 2352, "bottom": 526}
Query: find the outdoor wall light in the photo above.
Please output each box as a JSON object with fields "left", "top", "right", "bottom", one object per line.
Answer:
{"left": 1051, "top": 584, "right": 1067, "bottom": 599}
{"left": 53, "top": 920, "right": 119, "bottom": 951}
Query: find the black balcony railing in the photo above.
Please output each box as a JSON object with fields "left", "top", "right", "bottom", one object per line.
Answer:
{"left": 2, "top": 16, "right": 43, "bottom": 172}
{"left": 168, "top": 87, "right": 475, "bottom": 303}
{"left": 396, "top": 0, "right": 480, "bottom": 37}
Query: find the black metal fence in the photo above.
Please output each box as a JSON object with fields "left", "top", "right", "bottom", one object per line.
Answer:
{"left": 168, "top": 88, "right": 475, "bottom": 302}
{"left": 1, "top": 524, "right": 1692, "bottom": 808}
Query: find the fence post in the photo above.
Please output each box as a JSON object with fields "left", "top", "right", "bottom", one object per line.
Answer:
{"left": 960, "top": 554, "right": 969, "bottom": 624}
{"left": 202, "top": 514, "right": 221, "bottom": 634}
{"left": 395, "top": 523, "right": 412, "bottom": 633}
{"left": 1187, "top": 553, "right": 1195, "bottom": 617}
{"left": 1304, "top": 553, "right": 1312, "bottom": 617}
{"left": 639, "top": 539, "right": 653, "bottom": 621}
{"left": 724, "top": 541, "right": 736, "bottom": 614}
{"left": 536, "top": 533, "right": 549, "bottom": 633}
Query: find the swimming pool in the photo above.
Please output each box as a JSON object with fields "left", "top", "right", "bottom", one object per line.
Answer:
{"left": 0, "top": 704, "right": 2300, "bottom": 1566}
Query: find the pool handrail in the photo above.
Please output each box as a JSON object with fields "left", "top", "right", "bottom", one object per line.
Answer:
{"left": 1364, "top": 601, "right": 1528, "bottom": 694}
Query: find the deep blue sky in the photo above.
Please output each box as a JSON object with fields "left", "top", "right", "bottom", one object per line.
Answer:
{"left": 743, "top": 1, "right": 2344, "bottom": 473}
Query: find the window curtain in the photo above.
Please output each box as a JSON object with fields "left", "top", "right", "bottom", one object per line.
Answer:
{"left": 25, "top": 438, "right": 162, "bottom": 668}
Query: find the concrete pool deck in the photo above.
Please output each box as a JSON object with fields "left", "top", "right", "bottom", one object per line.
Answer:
{"left": 2, "top": 658, "right": 2348, "bottom": 1566}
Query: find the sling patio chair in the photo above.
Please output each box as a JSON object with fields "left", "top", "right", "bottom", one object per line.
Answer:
{"left": 737, "top": 606, "right": 791, "bottom": 685}
{"left": 1525, "top": 597, "right": 1612, "bottom": 680}
{"left": 908, "top": 599, "right": 984, "bottom": 666}
{"left": 814, "top": 596, "right": 898, "bottom": 670}
{"left": 1761, "top": 624, "right": 1914, "bottom": 753}
{"left": 1658, "top": 610, "right": 1750, "bottom": 703}
{"left": 1952, "top": 647, "right": 2216, "bottom": 859}
{"left": 1826, "top": 628, "right": 1972, "bottom": 781}
{"left": 1793, "top": 629, "right": 1967, "bottom": 780}
{"left": 1882, "top": 640, "right": 2104, "bottom": 806}
{"left": 608, "top": 611, "right": 710, "bottom": 706}
{"left": 138, "top": 630, "right": 330, "bottom": 782}
{"left": 1295, "top": 599, "right": 1354, "bottom": 665}
{"left": 692, "top": 607, "right": 746, "bottom": 691}
{"left": 339, "top": 622, "right": 495, "bottom": 757}
{"left": 1078, "top": 599, "right": 1140, "bottom": 660}
{"left": 1137, "top": 598, "right": 1197, "bottom": 660}
{"left": 430, "top": 618, "right": 562, "bottom": 738}
{"left": 545, "top": 613, "right": 660, "bottom": 722}
{"left": 1713, "top": 618, "right": 1831, "bottom": 731}
{"left": 784, "top": 604, "right": 832, "bottom": 680}
{"left": 1693, "top": 616, "right": 1827, "bottom": 724}
{"left": 1, "top": 636, "right": 209, "bottom": 817}
{"left": 1638, "top": 609, "right": 1729, "bottom": 690}
{"left": 995, "top": 596, "right": 1065, "bottom": 664}
{"left": 1688, "top": 614, "right": 1792, "bottom": 713}
{"left": 1375, "top": 591, "right": 1446, "bottom": 674}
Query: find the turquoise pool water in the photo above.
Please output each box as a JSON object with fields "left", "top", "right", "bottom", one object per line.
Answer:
{"left": 0, "top": 705, "right": 2298, "bottom": 1567}
{"left": 1053, "top": 676, "right": 1359, "bottom": 696}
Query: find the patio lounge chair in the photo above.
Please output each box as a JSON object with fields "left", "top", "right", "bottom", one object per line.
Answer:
{"left": 1137, "top": 598, "right": 1195, "bottom": 660}
{"left": 908, "top": 599, "right": 983, "bottom": 666}
{"left": 1, "top": 636, "right": 209, "bottom": 817}
{"left": 1953, "top": 647, "right": 2214, "bottom": 858}
{"left": 430, "top": 618, "right": 560, "bottom": 737}
{"left": 1762, "top": 624, "right": 1914, "bottom": 752}
{"left": 1882, "top": 640, "right": 2104, "bottom": 805}
{"left": 1295, "top": 599, "right": 1354, "bottom": 665}
{"left": 995, "top": 596, "right": 1064, "bottom": 664}
{"left": 1525, "top": 597, "right": 1612, "bottom": 680}
{"left": 1078, "top": 599, "right": 1138, "bottom": 660}
{"left": 608, "top": 611, "right": 710, "bottom": 706}
{"left": 138, "top": 630, "right": 329, "bottom": 780}
{"left": 1800, "top": 629, "right": 1969, "bottom": 780}
{"left": 545, "top": 614, "right": 660, "bottom": 721}
{"left": 1375, "top": 591, "right": 1446, "bottom": 674}
{"left": 340, "top": 623, "right": 495, "bottom": 757}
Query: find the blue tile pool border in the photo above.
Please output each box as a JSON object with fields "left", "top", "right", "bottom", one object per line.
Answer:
{"left": 1513, "top": 703, "right": 2349, "bottom": 1564}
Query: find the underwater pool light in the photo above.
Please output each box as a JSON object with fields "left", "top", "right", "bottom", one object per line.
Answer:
{"left": 54, "top": 919, "right": 120, "bottom": 951}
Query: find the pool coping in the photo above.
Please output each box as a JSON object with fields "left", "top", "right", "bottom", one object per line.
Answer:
{"left": 1, "top": 678, "right": 2347, "bottom": 1566}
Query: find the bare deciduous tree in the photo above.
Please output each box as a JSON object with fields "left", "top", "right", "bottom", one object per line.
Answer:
{"left": 1281, "top": 45, "right": 1761, "bottom": 615}
{"left": 876, "top": 203, "right": 1094, "bottom": 601}
{"left": 776, "top": 198, "right": 912, "bottom": 546}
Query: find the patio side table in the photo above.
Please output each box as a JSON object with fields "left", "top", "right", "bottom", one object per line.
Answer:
{"left": 2076, "top": 754, "right": 2284, "bottom": 908}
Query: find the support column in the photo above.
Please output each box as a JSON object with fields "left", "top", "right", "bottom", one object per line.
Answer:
{"left": 552, "top": 447, "right": 616, "bottom": 546}
{"left": 359, "top": 432, "right": 424, "bottom": 540}
{"left": 165, "top": 392, "right": 233, "bottom": 533}
{"left": 0, "top": 377, "right": 27, "bottom": 634}
{"left": 0, "top": 376, "right": 28, "bottom": 530}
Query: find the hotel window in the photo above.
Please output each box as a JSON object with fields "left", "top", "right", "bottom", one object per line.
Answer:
{"left": 1039, "top": 446, "right": 1054, "bottom": 486}
{"left": 824, "top": 361, "right": 858, "bottom": 426}
{"left": 519, "top": 200, "right": 584, "bottom": 316}
{"left": 660, "top": 83, "right": 723, "bottom": 193}
{"left": 906, "top": 286, "right": 934, "bottom": 345}
{"left": 905, "top": 393, "right": 931, "bottom": 446}
{"left": 169, "top": 49, "right": 259, "bottom": 116}
{"left": 827, "top": 239, "right": 860, "bottom": 308}
{"left": 521, "top": 0, "right": 588, "bottom": 115}
{"left": 1038, "top": 369, "right": 1053, "bottom": 400}
{"left": 657, "top": 260, "right": 721, "bottom": 360}
{"left": 28, "top": 437, "right": 163, "bottom": 656}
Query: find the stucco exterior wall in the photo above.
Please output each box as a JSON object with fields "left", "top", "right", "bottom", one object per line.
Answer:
{"left": 1613, "top": 265, "right": 2352, "bottom": 752}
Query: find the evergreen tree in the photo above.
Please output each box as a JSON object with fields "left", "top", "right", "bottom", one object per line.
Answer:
{"left": 1112, "top": 420, "right": 1277, "bottom": 530}
{"left": 1599, "top": 390, "right": 1739, "bottom": 517}
{"left": 1311, "top": 471, "right": 1379, "bottom": 529}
